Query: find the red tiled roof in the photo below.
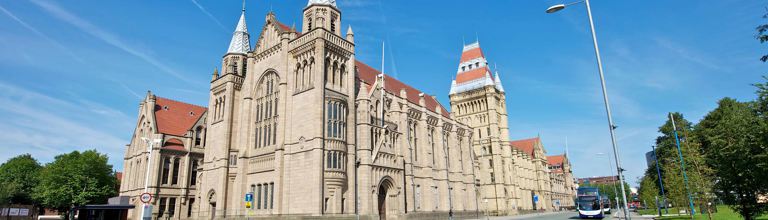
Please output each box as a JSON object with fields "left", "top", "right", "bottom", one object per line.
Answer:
{"left": 356, "top": 61, "right": 450, "bottom": 118}
{"left": 510, "top": 137, "right": 539, "bottom": 158}
{"left": 460, "top": 47, "right": 484, "bottom": 63}
{"left": 155, "top": 97, "right": 207, "bottom": 136}
{"left": 276, "top": 21, "right": 292, "bottom": 32}
{"left": 162, "top": 138, "right": 186, "bottom": 151}
{"left": 547, "top": 155, "right": 565, "bottom": 166}
{"left": 456, "top": 67, "right": 491, "bottom": 84}
{"left": 116, "top": 172, "right": 123, "bottom": 181}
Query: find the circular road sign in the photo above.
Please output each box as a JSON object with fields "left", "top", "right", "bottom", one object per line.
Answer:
{"left": 140, "top": 193, "right": 152, "bottom": 204}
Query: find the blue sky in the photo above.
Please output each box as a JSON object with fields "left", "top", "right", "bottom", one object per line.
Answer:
{"left": 0, "top": 0, "right": 765, "bottom": 187}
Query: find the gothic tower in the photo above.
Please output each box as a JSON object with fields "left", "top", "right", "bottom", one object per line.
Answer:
{"left": 448, "top": 42, "right": 512, "bottom": 215}
{"left": 199, "top": 7, "right": 250, "bottom": 218}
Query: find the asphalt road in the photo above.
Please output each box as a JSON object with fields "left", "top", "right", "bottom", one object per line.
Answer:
{"left": 481, "top": 210, "right": 650, "bottom": 220}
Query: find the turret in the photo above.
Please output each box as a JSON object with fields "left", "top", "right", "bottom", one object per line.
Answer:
{"left": 303, "top": 0, "right": 341, "bottom": 36}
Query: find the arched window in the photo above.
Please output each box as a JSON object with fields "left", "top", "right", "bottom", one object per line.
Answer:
{"left": 195, "top": 126, "right": 203, "bottom": 146}
{"left": 254, "top": 72, "right": 280, "bottom": 148}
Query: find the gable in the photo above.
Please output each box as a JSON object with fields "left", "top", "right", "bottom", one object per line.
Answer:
{"left": 154, "top": 97, "right": 207, "bottom": 136}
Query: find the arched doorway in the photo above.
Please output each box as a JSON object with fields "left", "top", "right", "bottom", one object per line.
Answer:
{"left": 377, "top": 178, "right": 394, "bottom": 220}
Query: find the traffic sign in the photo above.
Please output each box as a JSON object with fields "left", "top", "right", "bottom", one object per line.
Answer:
{"left": 245, "top": 193, "right": 253, "bottom": 202}
{"left": 533, "top": 195, "right": 539, "bottom": 203}
{"left": 140, "top": 193, "right": 152, "bottom": 203}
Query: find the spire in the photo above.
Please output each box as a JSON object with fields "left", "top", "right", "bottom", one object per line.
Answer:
{"left": 212, "top": 67, "right": 219, "bottom": 80}
{"left": 307, "top": 0, "right": 337, "bottom": 7}
{"left": 227, "top": 9, "right": 251, "bottom": 54}
{"left": 346, "top": 25, "right": 354, "bottom": 42}
{"left": 494, "top": 71, "right": 504, "bottom": 92}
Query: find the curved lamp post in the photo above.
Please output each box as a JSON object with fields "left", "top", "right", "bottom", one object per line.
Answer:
{"left": 546, "top": 1, "right": 631, "bottom": 219}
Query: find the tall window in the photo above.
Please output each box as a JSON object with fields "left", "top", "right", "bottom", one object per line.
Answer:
{"left": 172, "top": 158, "right": 180, "bottom": 185}
{"left": 168, "top": 197, "right": 176, "bottom": 217}
{"left": 161, "top": 157, "right": 170, "bottom": 184}
{"left": 326, "top": 100, "right": 346, "bottom": 140}
{"left": 428, "top": 126, "right": 435, "bottom": 165}
{"left": 270, "top": 182, "right": 274, "bottom": 209}
{"left": 158, "top": 197, "right": 167, "bottom": 217}
{"left": 408, "top": 120, "right": 418, "bottom": 161}
{"left": 190, "top": 160, "right": 198, "bottom": 186}
{"left": 187, "top": 198, "right": 195, "bottom": 217}
{"left": 257, "top": 184, "right": 262, "bottom": 209}
{"left": 195, "top": 126, "right": 203, "bottom": 146}
{"left": 255, "top": 72, "right": 280, "bottom": 148}
{"left": 229, "top": 153, "right": 237, "bottom": 166}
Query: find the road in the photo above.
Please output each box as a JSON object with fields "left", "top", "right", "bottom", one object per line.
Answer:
{"left": 478, "top": 210, "right": 653, "bottom": 220}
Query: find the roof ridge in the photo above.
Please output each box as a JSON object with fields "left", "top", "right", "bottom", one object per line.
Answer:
{"left": 155, "top": 96, "right": 208, "bottom": 110}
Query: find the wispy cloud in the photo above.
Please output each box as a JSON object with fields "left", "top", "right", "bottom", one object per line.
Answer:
{"left": 190, "top": 0, "right": 228, "bottom": 33}
{"left": 0, "top": 3, "right": 85, "bottom": 64}
{"left": 0, "top": 81, "right": 129, "bottom": 168}
{"left": 28, "top": 0, "right": 198, "bottom": 85}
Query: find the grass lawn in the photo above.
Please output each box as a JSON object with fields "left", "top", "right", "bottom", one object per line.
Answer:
{"left": 652, "top": 205, "right": 768, "bottom": 220}
{"left": 638, "top": 207, "right": 681, "bottom": 216}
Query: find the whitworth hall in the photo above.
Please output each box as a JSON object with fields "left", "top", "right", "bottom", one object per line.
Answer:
{"left": 118, "top": 1, "right": 575, "bottom": 219}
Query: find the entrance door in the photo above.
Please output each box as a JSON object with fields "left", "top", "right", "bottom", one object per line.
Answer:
{"left": 378, "top": 184, "right": 387, "bottom": 220}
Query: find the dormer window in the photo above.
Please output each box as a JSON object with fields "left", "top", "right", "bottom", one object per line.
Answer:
{"left": 163, "top": 106, "right": 169, "bottom": 110}
{"left": 462, "top": 66, "right": 466, "bottom": 72}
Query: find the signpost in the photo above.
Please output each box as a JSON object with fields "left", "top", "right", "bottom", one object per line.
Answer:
{"left": 140, "top": 192, "right": 153, "bottom": 220}
{"left": 245, "top": 193, "right": 253, "bottom": 209}
{"left": 140, "top": 193, "right": 152, "bottom": 204}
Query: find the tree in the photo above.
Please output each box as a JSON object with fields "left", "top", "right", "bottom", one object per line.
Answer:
{"left": 637, "top": 175, "right": 659, "bottom": 210}
{"left": 0, "top": 154, "right": 42, "bottom": 205}
{"left": 33, "top": 150, "right": 117, "bottom": 219}
{"left": 757, "top": 9, "right": 768, "bottom": 62}
{"left": 581, "top": 182, "right": 631, "bottom": 208}
{"left": 696, "top": 98, "right": 767, "bottom": 220}
{"left": 651, "top": 113, "right": 711, "bottom": 214}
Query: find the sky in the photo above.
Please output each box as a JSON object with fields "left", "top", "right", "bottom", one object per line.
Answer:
{"left": 0, "top": 0, "right": 765, "bottom": 187}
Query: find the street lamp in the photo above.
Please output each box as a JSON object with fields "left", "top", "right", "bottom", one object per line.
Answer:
{"left": 546, "top": 1, "right": 631, "bottom": 219}
{"left": 140, "top": 137, "right": 162, "bottom": 220}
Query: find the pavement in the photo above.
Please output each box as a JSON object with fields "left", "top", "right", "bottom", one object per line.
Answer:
{"left": 470, "top": 210, "right": 656, "bottom": 220}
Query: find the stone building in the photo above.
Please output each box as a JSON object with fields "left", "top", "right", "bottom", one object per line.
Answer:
{"left": 119, "top": 0, "right": 480, "bottom": 219}
{"left": 447, "top": 41, "right": 577, "bottom": 215}
{"left": 119, "top": 93, "right": 207, "bottom": 219}
{"left": 547, "top": 155, "right": 576, "bottom": 210}
{"left": 119, "top": 1, "right": 577, "bottom": 219}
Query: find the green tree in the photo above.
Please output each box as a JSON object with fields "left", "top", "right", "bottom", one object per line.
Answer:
{"left": 581, "top": 182, "right": 631, "bottom": 208}
{"left": 651, "top": 112, "right": 711, "bottom": 214}
{"left": 696, "top": 98, "right": 767, "bottom": 220}
{"left": 637, "top": 175, "right": 659, "bottom": 210}
{"left": 757, "top": 9, "right": 768, "bottom": 62}
{"left": 33, "top": 150, "right": 117, "bottom": 219}
{"left": 0, "top": 154, "right": 42, "bottom": 205}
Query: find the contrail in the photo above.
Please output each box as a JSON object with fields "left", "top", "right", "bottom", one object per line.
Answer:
{"left": 29, "top": 0, "right": 199, "bottom": 85}
{"left": 191, "top": 0, "right": 229, "bottom": 32}
{"left": 0, "top": 4, "right": 86, "bottom": 64}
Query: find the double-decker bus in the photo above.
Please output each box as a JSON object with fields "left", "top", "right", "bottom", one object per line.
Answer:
{"left": 601, "top": 197, "right": 611, "bottom": 214}
{"left": 577, "top": 187, "right": 604, "bottom": 219}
